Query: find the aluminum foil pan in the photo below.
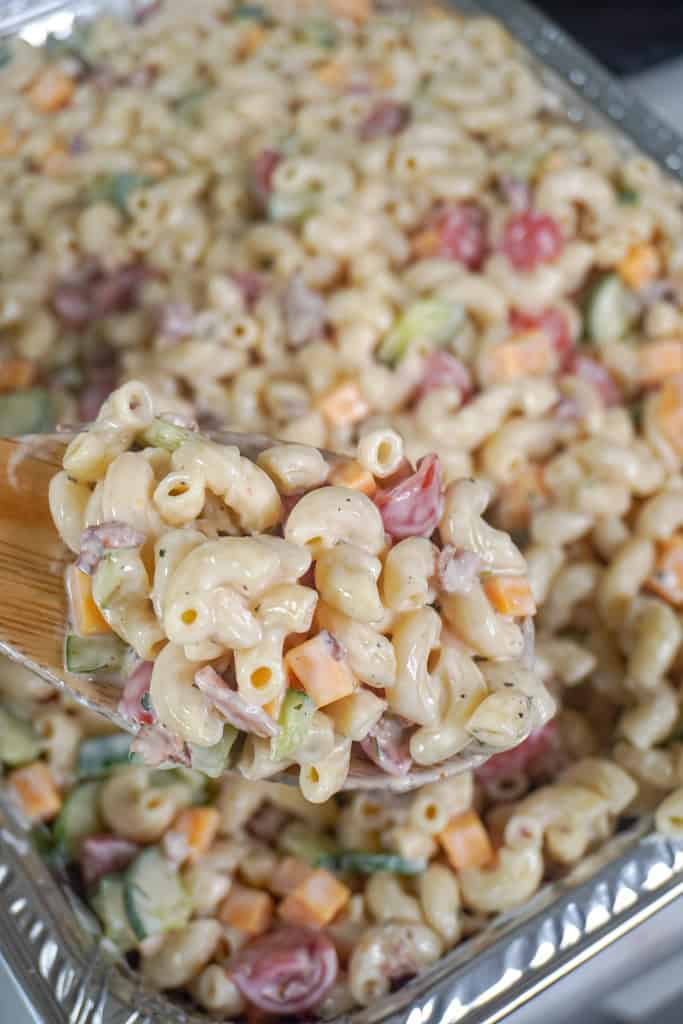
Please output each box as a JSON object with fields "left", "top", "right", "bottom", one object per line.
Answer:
{"left": 2, "top": 1, "right": 683, "bottom": 1022}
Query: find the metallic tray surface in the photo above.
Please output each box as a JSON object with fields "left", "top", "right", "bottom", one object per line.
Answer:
{"left": 2, "top": 1, "right": 683, "bottom": 1021}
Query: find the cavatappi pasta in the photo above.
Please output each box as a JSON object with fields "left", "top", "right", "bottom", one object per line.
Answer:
{"left": 50, "top": 380, "right": 552, "bottom": 798}
{"left": 1, "top": 0, "right": 683, "bottom": 1017}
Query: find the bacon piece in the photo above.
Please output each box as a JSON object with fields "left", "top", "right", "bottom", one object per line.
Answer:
{"left": 79, "top": 362, "right": 118, "bottom": 422}
{"left": 128, "top": 723, "right": 191, "bottom": 768}
{"left": 418, "top": 350, "right": 473, "bottom": 400}
{"left": 359, "top": 100, "right": 411, "bottom": 141}
{"left": 229, "top": 926, "right": 338, "bottom": 1015}
{"left": 79, "top": 834, "right": 139, "bottom": 887}
{"left": 498, "top": 174, "right": 530, "bottom": 212}
{"left": 118, "top": 661, "right": 154, "bottom": 726}
{"left": 430, "top": 202, "right": 488, "bottom": 270}
{"left": 247, "top": 803, "right": 290, "bottom": 843}
{"left": 283, "top": 274, "right": 326, "bottom": 348}
{"left": 509, "top": 307, "right": 573, "bottom": 366}
{"left": 501, "top": 211, "right": 563, "bottom": 270}
{"left": 375, "top": 453, "right": 443, "bottom": 540}
{"left": 252, "top": 148, "right": 282, "bottom": 205}
{"left": 194, "top": 666, "right": 280, "bottom": 739}
{"left": 158, "top": 302, "right": 195, "bottom": 341}
{"left": 567, "top": 353, "right": 621, "bottom": 406}
{"left": 76, "top": 522, "right": 146, "bottom": 575}
{"left": 360, "top": 715, "right": 412, "bottom": 777}
{"left": 230, "top": 270, "right": 267, "bottom": 308}
{"left": 475, "top": 720, "right": 560, "bottom": 784}
{"left": 437, "top": 546, "right": 482, "bottom": 594}
{"left": 52, "top": 262, "right": 150, "bottom": 328}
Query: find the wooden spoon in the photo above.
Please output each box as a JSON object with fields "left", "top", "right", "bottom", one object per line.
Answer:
{"left": 0, "top": 433, "right": 490, "bottom": 790}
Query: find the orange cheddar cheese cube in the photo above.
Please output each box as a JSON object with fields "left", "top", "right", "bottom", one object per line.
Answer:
{"left": 488, "top": 332, "right": 556, "bottom": 383}
{"left": 0, "top": 358, "right": 36, "bottom": 393}
{"left": 329, "top": 0, "right": 370, "bottom": 21}
{"left": 285, "top": 631, "right": 356, "bottom": 707}
{"left": 316, "top": 59, "right": 348, "bottom": 88}
{"left": 328, "top": 459, "right": 377, "bottom": 496}
{"left": 168, "top": 807, "right": 220, "bottom": 863}
{"left": 495, "top": 463, "right": 547, "bottom": 533}
{"left": 646, "top": 535, "right": 683, "bottom": 606}
{"left": 271, "top": 857, "right": 313, "bottom": 896}
{"left": 8, "top": 762, "right": 61, "bottom": 822}
{"left": 66, "top": 565, "right": 110, "bottom": 636}
{"left": 619, "top": 242, "right": 661, "bottom": 291}
{"left": 654, "top": 376, "right": 683, "bottom": 456}
{"left": 317, "top": 381, "right": 369, "bottom": 428}
{"left": 27, "top": 68, "right": 75, "bottom": 112}
{"left": 412, "top": 227, "right": 440, "bottom": 260}
{"left": 438, "top": 810, "right": 494, "bottom": 871}
{"left": 483, "top": 575, "right": 536, "bottom": 617}
{"left": 219, "top": 883, "right": 274, "bottom": 937}
{"left": 278, "top": 867, "right": 350, "bottom": 927}
{"left": 639, "top": 340, "right": 683, "bottom": 384}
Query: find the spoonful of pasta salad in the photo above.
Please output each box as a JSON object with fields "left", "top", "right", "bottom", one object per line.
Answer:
{"left": 0, "top": 381, "right": 554, "bottom": 799}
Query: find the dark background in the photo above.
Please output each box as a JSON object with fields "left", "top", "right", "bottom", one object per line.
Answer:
{"left": 535, "top": 0, "right": 683, "bottom": 75}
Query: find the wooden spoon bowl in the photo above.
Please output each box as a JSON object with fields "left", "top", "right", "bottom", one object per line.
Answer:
{"left": 0, "top": 433, "right": 490, "bottom": 791}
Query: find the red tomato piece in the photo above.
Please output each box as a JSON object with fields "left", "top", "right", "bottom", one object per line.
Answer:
{"left": 252, "top": 148, "right": 281, "bottom": 205}
{"left": 510, "top": 307, "right": 573, "bottom": 365}
{"left": 501, "top": 211, "right": 563, "bottom": 271}
{"left": 229, "top": 927, "right": 338, "bottom": 1015}
{"left": 433, "top": 203, "right": 488, "bottom": 270}
{"left": 475, "top": 721, "right": 560, "bottom": 784}
{"left": 568, "top": 353, "right": 621, "bottom": 406}
{"left": 375, "top": 453, "right": 444, "bottom": 540}
{"left": 418, "top": 350, "right": 473, "bottom": 399}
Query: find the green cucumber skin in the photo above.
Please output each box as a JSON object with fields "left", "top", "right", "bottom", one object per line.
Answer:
{"left": 65, "top": 634, "right": 128, "bottom": 674}
{"left": 53, "top": 781, "right": 102, "bottom": 861}
{"left": 318, "top": 851, "right": 425, "bottom": 876}
{"left": 0, "top": 707, "right": 41, "bottom": 766}
{"left": 123, "top": 847, "right": 190, "bottom": 940}
{"left": 0, "top": 389, "right": 55, "bottom": 436}
{"left": 91, "top": 874, "right": 137, "bottom": 952}
{"left": 78, "top": 734, "right": 131, "bottom": 779}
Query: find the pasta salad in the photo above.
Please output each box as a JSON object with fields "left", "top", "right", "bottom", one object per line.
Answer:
{"left": 1, "top": 0, "right": 683, "bottom": 1017}
{"left": 50, "top": 381, "right": 553, "bottom": 799}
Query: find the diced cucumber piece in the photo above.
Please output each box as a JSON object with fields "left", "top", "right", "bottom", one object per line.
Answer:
{"left": 234, "top": 3, "right": 268, "bottom": 20}
{"left": 78, "top": 734, "right": 131, "bottom": 779}
{"left": 267, "top": 190, "right": 319, "bottom": 223}
{"left": 138, "top": 417, "right": 192, "bottom": 452}
{"left": 87, "top": 173, "right": 154, "bottom": 215}
{"left": 65, "top": 634, "right": 129, "bottom": 674}
{"left": 584, "top": 273, "right": 638, "bottom": 344}
{"left": 91, "top": 874, "right": 137, "bottom": 952}
{"left": 301, "top": 17, "right": 338, "bottom": 48}
{"left": 618, "top": 188, "right": 639, "bottom": 205}
{"left": 123, "top": 847, "right": 191, "bottom": 940}
{"left": 92, "top": 552, "right": 129, "bottom": 609}
{"left": 0, "top": 40, "right": 11, "bottom": 68}
{"left": 53, "top": 781, "right": 101, "bottom": 861}
{"left": 0, "top": 706, "right": 41, "bottom": 766}
{"left": 149, "top": 766, "right": 209, "bottom": 806}
{"left": 175, "top": 86, "right": 211, "bottom": 122}
{"left": 189, "top": 726, "right": 238, "bottom": 778}
{"left": 0, "top": 389, "right": 55, "bottom": 436}
{"left": 278, "top": 821, "right": 337, "bottom": 864}
{"left": 318, "top": 851, "right": 425, "bottom": 875}
{"left": 44, "top": 23, "right": 91, "bottom": 62}
{"left": 377, "top": 300, "right": 465, "bottom": 367}
{"left": 271, "top": 689, "right": 314, "bottom": 761}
